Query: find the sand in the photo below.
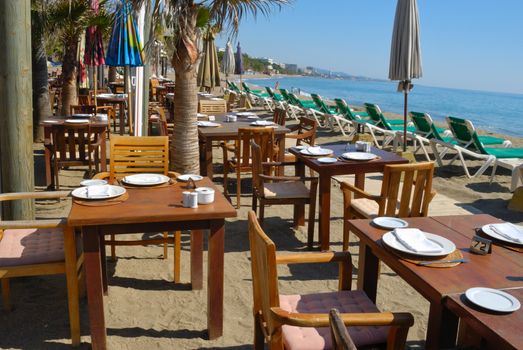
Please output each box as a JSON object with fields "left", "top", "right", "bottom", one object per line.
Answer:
{"left": 1, "top": 102, "right": 522, "bottom": 350}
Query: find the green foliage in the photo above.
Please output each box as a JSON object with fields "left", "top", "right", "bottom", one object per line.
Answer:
{"left": 196, "top": 6, "right": 210, "bottom": 28}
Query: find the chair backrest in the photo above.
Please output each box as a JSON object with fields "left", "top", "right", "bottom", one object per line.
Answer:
{"left": 242, "top": 82, "right": 252, "bottom": 93}
{"left": 236, "top": 128, "right": 275, "bottom": 169}
{"left": 334, "top": 98, "right": 359, "bottom": 121}
{"left": 364, "top": 103, "right": 391, "bottom": 130}
{"left": 199, "top": 100, "right": 227, "bottom": 114}
{"left": 51, "top": 123, "right": 95, "bottom": 163}
{"left": 295, "top": 117, "right": 317, "bottom": 146}
{"left": 311, "top": 93, "right": 331, "bottom": 114}
{"left": 330, "top": 309, "right": 358, "bottom": 350}
{"left": 290, "top": 93, "right": 306, "bottom": 108}
{"left": 109, "top": 136, "right": 169, "bottom": 182}
{"left": 265, "top": 87, "right": 275, "bottom": 98}
{"left": 446, "top": 116, "right": 482, "bottom": 150}
{"left": 227, "top": 92, "right": 238, "bottom": 111}
{"left": 248, "top": 210, "right": 280, "bottom": 337}
{"left": 70, "top": 104, "right": 96, "bottom": 115}
{"left": 279, "top": 88, "right": 292, "bottom": 102}
{"left": 379, "top": 162, "right": 436, "bottom": 217}
{"left": 78, "top": 94, "right": 91, "bottom": 106}
{"left": 272, "top": 107, "right": 287, "bottom": 126}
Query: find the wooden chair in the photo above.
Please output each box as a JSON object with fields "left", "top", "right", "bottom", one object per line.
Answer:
{"left": 51, "top": 123, "right": 104, "bottom": 189}
{"left": 272, "top": 107, "right": 287, "bottom": 126}
{"left": 330, "top": 309, "right": 358, "bottom": 350}
{"left": 223, "top": 128, "right": 275, "bottom": 209}
{"left": 248, "top": 211, "right": 414, "bottom": 350}
{"left": 70, "top": 104, "right": 96, "bottom": 115}
{"left": 199, "top": 100, "right": 227, "bottom": 114}
{"left": 0, "top": 191, "right": 83, "bottom": 346}
{"left": 78, "top": 94, "right": 90, "bottom": 106}
{"left": 283, "top": 117, "right": 318, "bottom": 163}
{"left": 93, "top": 136, "right": 182, "bottom": 282}
{"left": 150, "top": 78, "right": 159, "bottom": 101}
{"left": 251, "top": 140, "right": 318, "bottom": 248}
{"left": 96, "top": 105, "right": 117, "bottom": 133}
{"left": 341, "top": 162, "right": 436, "bottom": 250}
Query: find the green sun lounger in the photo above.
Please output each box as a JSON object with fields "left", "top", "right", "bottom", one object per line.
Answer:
{"left": 446, "top": 116, "right": 510, "bottom": 148}
{"left": 265, "top": 87, "right": 283, "bottom": 101}
{"left": 409, "top": 112, "right": 449, "bottom": 139}
{"left": 280, "top": 89, "right": 316, "bottom": 109}
{"left": 242, "top": 82, "right": 269, "bottom": 97}
{"left": 310, "top": 94, "right": 338, "bottom": 115}
{"left": 364, "top": 103, "right": 407, "bottom": 127}
{"left": 334, "top": 98, "right": 372, "bottom": 123}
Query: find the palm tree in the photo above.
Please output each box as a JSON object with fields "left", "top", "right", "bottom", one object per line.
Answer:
{"left": 46, "top": 0, "right": 111, "bottom": 115}
{"left": 131, "top": 0, "right": 289, "bottom": 174}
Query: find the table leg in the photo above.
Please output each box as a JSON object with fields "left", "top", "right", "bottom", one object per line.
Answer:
{"left": 426, "top": 302, "right": 458, "bottom": 350}
{"left": 202, "top": 138, "right": 213, "bottom": 178}
{"left": 354, "top": 173, "right": 365, "bottom": 199}
{"left": 207, "top": 220, "right": 225, "bottom": 339}
{"left": 82, "top": 226, "right": 107, "bottom": 350}
{"left": 100, "top": 130, "right": 107, "bottom": 172}
{"left": 119, "top": 102, "right": 125, "bottom": 136}
{"left": 357, "top": 243, "right": 379, "bottom": 303}
{"left": 277, "top": 134, "right": 285, "bottom": 176}
{"left": 99, "top": 234, "right": 108, "bottom": 295}
{"left": 190, "top": 229, "right": 204, "bottom": 290}
{"left": 318, "top": 175, "right": 331, "bottom": 251}
{"left": 44, "top": 127, "right": 53, "bottom": 189}
{"left": 293, "top": 160, "right": 305, "bottom": 229}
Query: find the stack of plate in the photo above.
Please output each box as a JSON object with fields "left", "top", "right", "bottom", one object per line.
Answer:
{"left": 341, "top": 152, "right": 377, "bottom": 161}
{"left": 122, "top": 173, "right": 170, "bottom": 186}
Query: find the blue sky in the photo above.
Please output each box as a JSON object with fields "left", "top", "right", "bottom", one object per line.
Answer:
{"left": 215, "top": 0, "right": 523, "bottom": 95}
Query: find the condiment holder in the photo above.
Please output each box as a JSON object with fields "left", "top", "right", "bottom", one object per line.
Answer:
{"left": 355, "top": 141, "right": 372, "bottom": 152}
{"left": 195, "top": 187, "right": 215, "bottom": 204}
{"left": 225, "top": 114, "right": 237, "bottom": 122}
{"left": 182, "top": 191, "right": 199, "bottom": 208}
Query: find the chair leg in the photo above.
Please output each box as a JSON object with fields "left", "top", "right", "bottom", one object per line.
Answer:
{"left": 307, "top": 199, "right": 317, "bottom": 250}
{"left": 110, "top": 234, "right": 116, "bottom": 261}
{"left": 174, "top": 231, "right": 181, "bottom": 283}
{"left": 252, "top": 192, "right": 257, "bottom": 213}
{"left": 254, "top": 316, "right": 265, "bottom": 350}
{"left": 236, "top": 168, "right": 241, "bottom": 209}
{"left": 259, "top": 201, "right": 265, "bottom": 225}
{"left": 1, "top": 279, "right": 11, "bottom": 312}
{"left": 63, "top": 227, "right": 81, "bottom": 346}
{"left": 163, "top": 232, "right": 168, "bottom": 259}
{"left": 223, "top": 164, "right": 229, "bottom": 196}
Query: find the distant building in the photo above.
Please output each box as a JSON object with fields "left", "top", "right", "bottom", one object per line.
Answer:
{"left": 285, "top": 64, "right": 298, "bottom": 73}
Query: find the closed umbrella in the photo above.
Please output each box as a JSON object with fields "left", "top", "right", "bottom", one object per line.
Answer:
{"left": 197, "top": 30, "right": 221, "bottom": 92}
{"left": 235, "top": 42, "right": 244, "bottom": 90}
{"left": 389, "top": 0, "right": 422, "bottom": 151}
{"left": 84, "top": 0, "right": 105, "bottom": 114}
{"left": 105, "top": 0, "right": 144, "bottom": 134}
{"left": 221, "top": 40, "right": 235, "bottom": 79}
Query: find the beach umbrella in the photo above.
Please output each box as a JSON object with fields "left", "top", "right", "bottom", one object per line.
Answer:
{"left": 389, "top": 0, "right": 423, "bottom": 152}
{"left": 84, "top": 0, "right": 105, "bottom": 113}
{"left": 105, "top": 0, "right": 144, "bottom": 134}
{"left": 197, "top": 30, "right": 221, "bottom": 92}
{"left": 235, "top": 42, "right": 244, "bottom": 90}
{"left": 221, "top": 40, "right": 235, "bottom": 78}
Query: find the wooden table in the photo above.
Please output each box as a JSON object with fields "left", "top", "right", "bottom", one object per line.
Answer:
{"left": 289, "top": 143, "right": 407, "bottom": 250}
{"left": 96, "top": 94, "right": 128, "bottom": 135}
{"left": 68, "top": 178, "right": 237, "bottom": 349}
{"left": 40, "top": 118, "right": 108, "bottom": 189}
{"left": 347, "top": 214, "right": 523, "bottom": 350}
{"left": 198, "top": 114, "right": 289, "bottom": 178}
{"left": 445, "top": 288, "right": 523, "bottom": 350}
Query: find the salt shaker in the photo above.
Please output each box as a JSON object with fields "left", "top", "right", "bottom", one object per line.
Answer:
{"left": 182, "top": 191, "right": 191, "bottom": 208}
{"left": 189, "top": 192, "right": 199, "bottom": 208}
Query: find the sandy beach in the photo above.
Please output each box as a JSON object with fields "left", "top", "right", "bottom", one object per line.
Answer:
{"left": 1, "top": 98, "right": 522, "bottom": 350}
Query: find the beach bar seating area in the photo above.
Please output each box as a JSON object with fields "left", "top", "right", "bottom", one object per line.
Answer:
{"left": 1, "top": 1, "right": 523, "bottom": 350}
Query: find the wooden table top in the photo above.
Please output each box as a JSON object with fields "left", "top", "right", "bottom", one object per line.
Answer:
{"left": 96, "top": 94, "right": 127, "bottom": 102}
{"left": 288, "top": 143, "right": 408, "bottom": 174}
{"left": 40, "top": 118, "right": 109, "bottom": 128}
{"left": 68, "top": 177, "right": 237, "bottom": 226}
{"left": 348, "top": 214, "right": 523, "bottom": 299}
{"left": 445, "top": 288, "right": 523, "bottom": 350}
{"left": 198, "top": 114, "right": 289, "bottom": 139}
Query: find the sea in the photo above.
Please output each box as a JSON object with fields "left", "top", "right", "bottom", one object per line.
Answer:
{"left": 245, "top": 76, "right": 523, "bottom": 138}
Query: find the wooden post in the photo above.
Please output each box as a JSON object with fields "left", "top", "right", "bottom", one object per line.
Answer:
{"left": 0, "top": 0, "right": 35, "bottom": 220}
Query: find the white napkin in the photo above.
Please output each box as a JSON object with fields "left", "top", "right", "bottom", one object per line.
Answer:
{"left": 307, "top": 146, "right": 324, "bottom": 155}
{"left": 489, "top": 223, "right": 523, "bottom": 243}
{"left": 392, "top": 228, "right": 443, "bottom": 253}
{"left": 85, "top": 185, "right": 111, "bottom": 199}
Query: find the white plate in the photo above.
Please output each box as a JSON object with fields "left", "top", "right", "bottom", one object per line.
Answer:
{"left": 317, "top": 157, "right": 337, "bottom": 164}
{"left": 382, "top": 231, "right": 455, "bottom": 257}
{"left": 250, "top": 120, "right": 274, "bottom": 126}
{"left": 341, "top": 152, "right": 377, "bottom": 161}
{"left": 237, "top": 112, "right": 257, "bottom": 116}
{"left": 43, "top": 120, "right": 60, "bottom": 123}
{"left": 465, "top": 287, "right": 521, "bottom": 313}
{"left": 372, "top": 217, "right": 409, "bottom": 230}
{"left": 197, "top": 121, "right": 221, "bottom": 127}
{"left": 300, "top": 148, "right": 333, "bottom": 156}
{"left": 292, "top": 145, "right": 307, "bottom": 150}
{"left": 71, "top": 185, "right": 126, "bottom": 200}
{"left": 80, "top": 179, "right": 107, "bottom": 187}
{"left": 122, "top": 173, "right": 170, "bottom": 186}
{"left": 247, "top": 115, "right": 260, "bottom": 119}
{"left": 177, "top": 174, "right": 203, "bottom": 182}
{"left": 96, "top": 93, "right": 114, "bottom": 98}
{"left": 481, "top": 224, "right": 523, "bottom": 246}
{"left": 197, "top": 113, "right": 208, "bottom": 118}
{"left": 71, "top": 113, "right": 93, "bottom": 118}
{"left": 65, "top": 119, "right": 89, "bottom": 123}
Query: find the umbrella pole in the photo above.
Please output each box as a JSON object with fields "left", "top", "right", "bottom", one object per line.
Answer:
{"left": 403, "top": 85, "right": 408, "bottom": 152}
{"left": 93, "top": 66, "right": 97, "bottom": 116}
{"left": 126, "top": 68, "right": 133, "bottom": 136}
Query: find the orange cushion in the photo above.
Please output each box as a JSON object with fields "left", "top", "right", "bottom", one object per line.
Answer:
{"left": 0, "top": 228, "right": 64, "bottom": 267}
{"left": 279, "top": 290, "right": 389, "bottom": 349}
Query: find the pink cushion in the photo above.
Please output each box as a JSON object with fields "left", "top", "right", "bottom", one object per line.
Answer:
{"left": 0, "top": 228, "right": 64, "bottom": 267}
{"left": 279, "top": 290, "right": 389, "bottom": 349}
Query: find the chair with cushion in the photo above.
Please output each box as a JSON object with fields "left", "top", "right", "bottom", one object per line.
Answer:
{"left": 248, "top": 211, "right": 414, "bottom": 350}
{"left": 341, "top": 162, "right": 436, "bottom": 250}
{"left": 251, "top": 140, "right": 318, "bottom": 248}
{"left": 223, "top": 128, "right": 275, "bottom": 208}
{"left": 93, "top": 135, "right": 182, "bottom": 282}
{"left": 0, "top": 191, "right": 83, "bottom": 346}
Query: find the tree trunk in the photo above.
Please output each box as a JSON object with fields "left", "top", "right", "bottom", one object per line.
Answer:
{"left": 108, "top": 66, "right": 117, "bottom": 83}
{"left": 0, "top": 0, "right": 35, "bottom": 220}
{"left": 170, "top": 9, "right": 200, "bottom": 174}
{"left": 60, "top": 38, "right": 79, "bottom": 115}
{"left": 31, "top": 24, "right": 51, "bottom": 141}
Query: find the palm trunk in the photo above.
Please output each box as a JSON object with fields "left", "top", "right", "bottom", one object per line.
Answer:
{"left": 31, "top": 27, "right": 51, "bottom": 141}
{"left": 170, "top": 9, "right": 199, "bottom": 174}
{"left": 60, "top": 38, "right": 79, "bottom": 115}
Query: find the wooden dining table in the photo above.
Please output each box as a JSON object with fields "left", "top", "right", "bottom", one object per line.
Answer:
{"left": 68, "top": 178, "right": 237, "bottom": 349}
{"left": 198, "top": 114, "right": 290, "bottom": 178}
{"left": 40, "top": 118, "right": 108, "bottom": 189}
{"left": 347, "top": 214, "right": 523, "bottom": 350}
{"left": 96, "top": 94, "right": 128, "bottom": 135}
{"left": 289, "top": 143, "right": 408, "bottom": 250}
